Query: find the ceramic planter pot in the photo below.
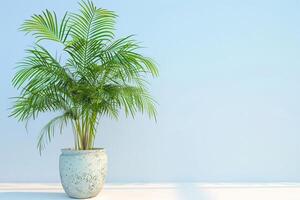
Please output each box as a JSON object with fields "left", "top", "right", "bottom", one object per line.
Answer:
{"left": 59, "top": 148, "right": 107, "bottom": 199}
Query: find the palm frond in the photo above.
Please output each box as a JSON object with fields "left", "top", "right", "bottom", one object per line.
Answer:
{"left": 20, "top": 10, "right": 70, "bottom": 43}
{"left": 37, "top": 113, "right": 70, "bottom": 154}
{"left": 99, "top": 36, "right": 159, "bottom": 85}
{"left": 99, "top": 84, "right": 157, "bottom": 120}
{"left": 64, "top": 0, "right": 117, "bottom": 77}
{"left": 12, "top": 45, "right": 73, "bottom": 91}
{"left": 70, "top": 0, "right": 116, "bottom": 42}
{"left": 11, "top": 45, "right": 73, "bottom": 121}
{"left": 10, "top": 89, "right": 68, "bottom": 121}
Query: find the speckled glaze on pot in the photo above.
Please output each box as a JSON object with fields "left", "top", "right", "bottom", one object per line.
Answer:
{"left": 59, "top": 148, "right": 107, "bottom": 199}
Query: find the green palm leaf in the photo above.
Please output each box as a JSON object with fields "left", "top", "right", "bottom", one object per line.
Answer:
{"left": 70, "top": 0, "right": 116, "bottom": 41}
{"left": 37, "top": 113, "right": 70, "bottom": 154}
{"left": 20, "top": 10, "right": 70, "bottom": 43}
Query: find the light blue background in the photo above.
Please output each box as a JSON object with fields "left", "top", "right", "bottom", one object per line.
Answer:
{"left": 1, "top": 0, "right": 300, "bottom": 183}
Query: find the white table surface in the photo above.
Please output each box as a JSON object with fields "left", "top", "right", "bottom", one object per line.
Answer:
{"left": 1, "top": 183, "right": 300, "bottom": 200}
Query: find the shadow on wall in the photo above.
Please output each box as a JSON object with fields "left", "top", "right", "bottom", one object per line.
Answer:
{"left": 0, "top": 192, "right": 68, "bottom": 200}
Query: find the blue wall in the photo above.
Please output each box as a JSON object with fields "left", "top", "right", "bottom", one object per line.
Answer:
{"left": 1, "top": 0, "right": 300, "bottom": 182}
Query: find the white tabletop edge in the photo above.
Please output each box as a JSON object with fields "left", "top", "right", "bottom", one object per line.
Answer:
{"left": 1, "top": 182, "right": 300, "bottom": 191}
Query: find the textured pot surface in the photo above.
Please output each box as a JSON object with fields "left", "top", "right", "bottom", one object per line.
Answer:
{"left": 59, "top": 148, "right": 107, "bottom": 199}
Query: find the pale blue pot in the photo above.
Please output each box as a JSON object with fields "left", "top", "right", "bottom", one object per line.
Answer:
{"left": 59, "top": 148, "right": 108, "bottom": 199}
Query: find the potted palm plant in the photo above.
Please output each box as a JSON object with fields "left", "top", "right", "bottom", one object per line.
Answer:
{"left": 10, "top": 0, "right": 158, "bottom": 198}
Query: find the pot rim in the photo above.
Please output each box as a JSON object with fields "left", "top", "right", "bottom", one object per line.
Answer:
{"left": 61, "top": 148, "right": 105, "bottom": 154}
